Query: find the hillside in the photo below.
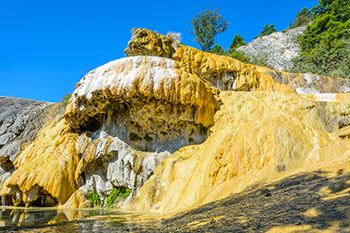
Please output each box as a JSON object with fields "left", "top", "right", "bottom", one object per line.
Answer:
{"left": 236, "top": 26, "right": 305, "bottom": 71}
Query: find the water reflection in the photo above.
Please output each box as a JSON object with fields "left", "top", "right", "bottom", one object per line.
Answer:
{"left": 0, "top": 207, "right": 123, "bottom": 230}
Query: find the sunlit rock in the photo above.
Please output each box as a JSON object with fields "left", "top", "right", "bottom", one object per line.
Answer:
{"left": 0, "top": 97, "right": 54, "bottom": 171}
{"left": 1, "top": 28, "right": 350, "bottom": 211}
{"left": 64, "top": 55, "right": 219, "bottom": 152}
{"left": 130, "top": 91, "right": 350, "bottom": 214}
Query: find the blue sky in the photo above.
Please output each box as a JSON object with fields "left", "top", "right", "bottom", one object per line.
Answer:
{"left": 0, "top": 0, "right": 319, "bottom": 102}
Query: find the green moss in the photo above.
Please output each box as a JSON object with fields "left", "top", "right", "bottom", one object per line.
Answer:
{"left": 86, "top": 191, "right": 101, "bottom": 207}
{"left": 143, "top": 134, "right": 153, "bottom": 142}
{"left": 106, "top": 187, "right": 132, "bottom": 207}
{"left": 129, "top": 132, "right": 141, "bottom": 141}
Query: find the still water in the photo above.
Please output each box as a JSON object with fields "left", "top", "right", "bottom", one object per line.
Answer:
{"left": 0, "top": 207, "right": 158, "bottom": 232}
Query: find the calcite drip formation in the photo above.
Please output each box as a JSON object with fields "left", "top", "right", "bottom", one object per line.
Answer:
{"left": 0, "top": 28, "right": 349, "bottom": 213}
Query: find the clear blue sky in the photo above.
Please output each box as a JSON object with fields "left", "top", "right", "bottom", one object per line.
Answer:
{"left": 0, "top": 0, "right": 319, "bottom": 102}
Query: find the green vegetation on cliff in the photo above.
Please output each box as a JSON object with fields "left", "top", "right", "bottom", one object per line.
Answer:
{"left": 255, "top": 24, "right": 277, "bottom": 39}
{"left": 288, "top": 7, "right": 313, "bottom": 28}
{"left": 292, "top": 0, "right": 350, "bottom": 78}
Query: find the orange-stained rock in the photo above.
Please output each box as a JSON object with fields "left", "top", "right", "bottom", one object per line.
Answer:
{"left": 64, "top": 56, "right": 220, "bottom": 130}
{"left": 129, "top": 91, "right": 350, "bottom": 214}
{"left": 0, "top": 119, "right": 80, "bottom": 206}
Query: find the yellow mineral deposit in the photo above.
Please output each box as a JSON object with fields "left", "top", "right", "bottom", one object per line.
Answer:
{"left": 1, "top": 28, "right": 349, "bottom": 217}
{"left": 0, "top": 119, "right": 80, "bottom": 206}
{"left": 131, "top": 91, "right": 350, "bottom": 214}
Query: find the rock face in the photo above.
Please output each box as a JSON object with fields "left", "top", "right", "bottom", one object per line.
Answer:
{"left": 0, "top": 97, "right": 53, "bottom": 170}
{"left": 237, "top": 26, "right": 306, "bottom": 71}
{"left": 131, "top": 91, "right": 350, "bottom": 214}
{"left": 1, "top": 28, "right": 349, "bottom": 213}
{"left": 64, "top": 56, "right": 219, "bottom": 152}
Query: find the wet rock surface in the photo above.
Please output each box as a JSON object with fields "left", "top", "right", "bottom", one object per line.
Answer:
{"left": 1, "top": 170, "right": 349, "bottom": 232}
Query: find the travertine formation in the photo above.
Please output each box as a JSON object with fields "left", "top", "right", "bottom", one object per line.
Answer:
{"left": 0, "top": 28, "right": 349, "bottom": 213}
{"left": 131, "top": 91, "right": 350, "bottom": 213}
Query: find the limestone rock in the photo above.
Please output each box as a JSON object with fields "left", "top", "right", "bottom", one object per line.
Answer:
{"left": 237, "top": 26, "right": 306, "bottom": 71}
{"left": 2, "top": 28, "right": 350, "bottom": 211}
{"left": 0, "top": 120, "right": 80, "bottom": 206}
{"left": 75, "top": 130, "right": 169, "bottom": 202}
{"left": 64, "top": 56, "right": 219, "bottom": 153}
{"left": 130, "top": 91, "right": 350, "bottom": 214}
{"left": 0, "top": 97, "right": 53, "bottom": 170}
{"left": 124, "top": 28, "right": 176, "bottom": 58}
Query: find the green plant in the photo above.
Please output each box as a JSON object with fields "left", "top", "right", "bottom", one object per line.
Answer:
{"left": 227, "top": 50, "right": 251, "bottom": 63}
{"left": 106, "top": 187, "right": 132, "bottom": 207}
{"left": 61, "top": 94, "right": 72, "bottom": 108}
{"left": 129, "top": 132, "right": 141, "bottom": 141}
{"left": 188, "top": 138, "right": 194, "bottom": 143}
{"left": 255, "top": 24, "right": 276, "bottom": 39}
{"left": 143, "top": 134, "right": 153, "bottom": 142}
{"left": 228, "top": 34, "right": 247, "bottom": 53}
{"left": 86, "top": 191, "right": 101, "bottom": 207}
{"left": 288, "top": 7, "right": 313, "bottom": 28}
{"left": 199, "top": 125, "right": 207, "bottom": 135}
{"left": 292, "top": 0, "right": 350, "bottom": 78}
{"left": 209, "top": 44, "right": 226, "bottom": 55}
{"left": 190, "top": 7, "right": 230, "bottom": 52}
{"left": 249, "top": 53, "right": 273, "bottom": 69}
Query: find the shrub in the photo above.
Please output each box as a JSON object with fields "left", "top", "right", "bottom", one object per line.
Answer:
{"left": 106, "top": 187, "right": 132, "bottom": 207}
{"left": 227, "top": 51, "right": 251, "bottom": 63}
{"left": 86, "top": 191, "right": 101, "bottom": 207}
{"left": 288, "top": 7, "right": 313, "bottom": 28}
{"left": 209, "top": 44, "right": 226, "bottom": 55}
{"left": 129, "top": 132, "right": 141, "bottom": 141}
{"left": 293, "top": 0, "right": 350, "bottom": 78}
{"left": 143, "top": 134, "right": 153, "bottom": 142}
{"left": 255, "top": 24, "right": 276, "bottom": 39}
{"left": 61, "top": 94, "right": 71, "bottom": 108}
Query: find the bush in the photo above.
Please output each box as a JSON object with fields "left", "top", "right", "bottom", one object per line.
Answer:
{"left": 86, "top": 191, "right": 101, "bottom": 207}
{"left": 106, "top": 187, "right": 132, "bottom": 207}
{"left": 227, "top": 51, "right": 251, "bottom": 63}
{"left": 209, "top": 44, "right": 226, "bottom": 55}
{"left": 292, "top": 0, "right": 350, "bottom": 78}
{"left": 61, "top": 94, "right": 71, "bottom": 108}
{"left": 129, "top": 132, "right": 141, "bottom": 141}
{"left": 288, "top": 7, "right": 313, "bottom": 28}
{"left": 255, "top": 24, "right": 276, "bottom": 39}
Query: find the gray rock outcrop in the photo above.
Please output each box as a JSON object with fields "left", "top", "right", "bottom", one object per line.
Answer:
{"left": 0, "top": 97, "right": 53, "bottom": 172}
{"left": 237, "top": 26, "right": 305, "bottom": 71}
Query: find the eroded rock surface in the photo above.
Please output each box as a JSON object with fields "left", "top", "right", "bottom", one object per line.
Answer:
{"left": 0, "top": 97, "right": 53, "bottom": 171}
{"left": 237, "top": 26, "right": 305, "bottom": 71}
{"left": 1, "top": 28, "right": 350, "bottom": 212}
{"left": 131, "top": 91, "right": 350, "bottom": 214}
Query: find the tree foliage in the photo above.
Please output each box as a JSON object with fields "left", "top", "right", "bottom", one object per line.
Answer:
{"left": 190, "top": 8, "right": 230, "bottom": 52}
{"left": 289, "top": 7, "right": 313, "bottom": 28}
{"left": 255, "top": 24, "right": 276, "bottom": 39}
{"left": 228, "top": 34, "right": 247, "bottom": 53}
{"left": 293, "top": 0, "right": 350, "bottom": 78}
{"left": 209, "top": 44, "right": 226, "bottom": 55}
